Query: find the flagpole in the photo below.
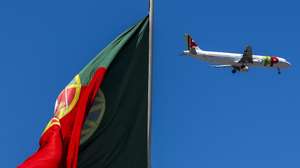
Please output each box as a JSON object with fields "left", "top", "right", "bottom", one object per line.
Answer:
{"left": 147, "top": 0, "right": 153, "bottom": 167}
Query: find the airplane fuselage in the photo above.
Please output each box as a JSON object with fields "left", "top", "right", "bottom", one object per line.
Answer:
{"left": 184, "top": 49, "right": 291, "bottom": 69}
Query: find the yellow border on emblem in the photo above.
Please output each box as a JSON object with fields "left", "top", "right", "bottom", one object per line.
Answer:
{"left": 56, "top": 74, "right": 81, "bottom": 119}
{"left": 42, "top": 117, "right": 61, "bottom": 135}
{"left": 42, "top": 75, "right": 81, "bottom": 134}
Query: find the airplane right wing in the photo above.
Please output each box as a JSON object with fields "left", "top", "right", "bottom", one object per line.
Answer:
{"left": 238, "top": 45, "right": 253, "bottom": 64}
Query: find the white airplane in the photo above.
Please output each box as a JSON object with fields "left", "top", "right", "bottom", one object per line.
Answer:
{"left": 183, "top": 34, "right": 291, "bottom": 74}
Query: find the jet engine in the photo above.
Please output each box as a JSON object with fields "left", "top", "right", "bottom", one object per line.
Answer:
{"left": 240, "top": 65, "right": 249, "bottom": 72}
{"left": 232, "top": 65, "right": 249, "bottom": 73}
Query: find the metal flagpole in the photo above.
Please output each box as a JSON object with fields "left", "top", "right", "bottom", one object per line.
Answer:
{"left": 147, "top": 0, "right": 153, "bottom": 167}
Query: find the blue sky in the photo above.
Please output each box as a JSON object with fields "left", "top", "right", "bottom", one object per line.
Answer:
{"left": 1, "top": 0, "right": 300, "bottom": 167}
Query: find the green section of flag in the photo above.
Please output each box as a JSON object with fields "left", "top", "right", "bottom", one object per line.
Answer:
{"left": 79, "top": 17, "right": 148, "bottom": 85}
{"left": 78, "top": 16, "right": 149, "bottom": 168}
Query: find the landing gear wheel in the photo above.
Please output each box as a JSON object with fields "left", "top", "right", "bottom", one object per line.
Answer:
{"left": 232, "top": 69, "right": 237, "bottom": 74}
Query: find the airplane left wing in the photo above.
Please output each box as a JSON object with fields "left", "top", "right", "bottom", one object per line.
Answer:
{"left": 211, "top": 65, "right": 232, "bottom": 68}
{"left": 238, "top": 45, "right": 253, "bottom": 64}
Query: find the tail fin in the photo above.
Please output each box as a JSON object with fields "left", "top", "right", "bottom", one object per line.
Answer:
{"left": 184, "top": 33, "right": 201, "bottom": 51}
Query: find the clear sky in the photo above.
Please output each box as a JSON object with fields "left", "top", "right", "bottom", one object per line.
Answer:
{"left": 1, "top": 0, "right": 300, "bottom": 167}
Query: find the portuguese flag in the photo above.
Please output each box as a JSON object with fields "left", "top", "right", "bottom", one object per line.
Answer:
{"left": 19, "top": 16, "right": 150, "bottom": 168}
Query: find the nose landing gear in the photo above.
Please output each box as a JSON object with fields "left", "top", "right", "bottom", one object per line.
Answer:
{"left": 277, "top": 68, "right": 281, "bottom": 74}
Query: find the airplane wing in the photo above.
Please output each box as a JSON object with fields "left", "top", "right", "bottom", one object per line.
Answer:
{"left": 211, "top": 65, "right": 232, "bottom": 68}
{"left": 238, "top": 45, "right": 253, "bottom": 64}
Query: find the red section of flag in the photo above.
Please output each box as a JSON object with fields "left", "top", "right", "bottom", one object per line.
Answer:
{"left": 65, "top": 68, "right": 107, "bottom": 168}
{"left": 18, "top": 67, "right": 107, "bottom": 168}
{"left": 18, "top": 118, "right": 63, "bottom": 168}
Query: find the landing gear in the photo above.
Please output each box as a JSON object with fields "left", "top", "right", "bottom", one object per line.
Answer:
{"left": 277, "top": 68, "right": 281, "bottom": 74}
{"left": 232, "top": 69, "right": 237, "bottom": 74}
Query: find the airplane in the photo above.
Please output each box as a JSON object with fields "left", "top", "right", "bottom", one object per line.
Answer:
{"left": 182, "top": 34, "right": 291, "bottom": 74}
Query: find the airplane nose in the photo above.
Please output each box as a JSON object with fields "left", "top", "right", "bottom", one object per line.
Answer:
{"left": 284, "top": 59, "right": 291, "bottom": 67}
{"left": 277, "top": 57, "right": 291, "bottom": 68}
